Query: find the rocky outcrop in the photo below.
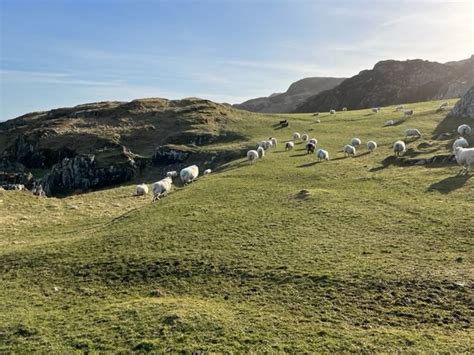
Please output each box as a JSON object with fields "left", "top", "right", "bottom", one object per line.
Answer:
{"left": 294, "top": 56, "right": 474, "bottom": 112}
{"left": 234, "top": 77, "right": 345, "bottom": 113}
{"left": 449, "top": 86, "right": 474, "bottom": 119}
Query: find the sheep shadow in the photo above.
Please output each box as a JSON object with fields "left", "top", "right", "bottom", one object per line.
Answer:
{"left": 427, "top": 174, "right": 471, "bottom": 194}
{"left": 370, "top": 156, "right": 399, "bottom": 172}
{"left": 353, "top": 151, "right": 371, "bottom": 158}
{"left": 297, "top": 161, "right": 323, "bottom": 168}
{"left": 290, "top": 152, "right": 311, "bottom": 157}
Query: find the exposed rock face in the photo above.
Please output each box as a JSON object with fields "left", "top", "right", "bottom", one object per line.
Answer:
{"left": 449, "top": 86, "right": 474, "bottom": 119}
{"left": 234, "top": 77, "right": 345, "bottom": 113}
{"left": 294, "top": 56, "right": 474, "bottom": 112}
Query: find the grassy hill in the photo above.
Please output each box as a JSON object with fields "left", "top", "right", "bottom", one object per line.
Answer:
{"left": 1, "top": 99, "right": 473, "bottom": 352}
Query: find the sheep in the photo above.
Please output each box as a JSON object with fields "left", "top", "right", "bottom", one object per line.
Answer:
{"left": 367, "top": 141, "right": 377, "bottom": 152}
{"left": 285, "top": 141, "right": 294, "bottom": 151}
{"left": 301, "top": 134, "right": 309, "bottom": 142}
{"left": 257, "top": 146, "right": 265, "bottom": 158}
{"left": 293, "top": 132, "right": 301, "bottom": 140}
{"left": 306, "top": 142, "right": 316, "bottom": 154}
{"left": 342, "top": 107, "right": 347, "bottom": 111}
{"left": 316, "top": 149, "right": 329, "bottom": 161}
{"left": 457, "top": 124, "right": 472, "bottom": 137}
{"left": 405, "top": 128, "right": 421, "bottom": 138}
{"left": 395, "top": 105, "right": 404, "bottom": 112}
{"left": 279, "top": 119, "right": 288, "bottom": 125}
{"left": 315, "top": 119, "right": 321, "bottom": 123}
{"left": 135, "top": 183, "right": 149, "bottom": 196}
{"left": 393, "top": 140, "right": 406, "bottom": 156}
{"left": 351, "top": 138, "right": 362, "bottom": 147}
{"left": 32, "top": 184, "right": 46, "bottom": 197}
{"left": 281, "top": 121, "right": 289, "bottom": 127}
{"left": 454, "top": 147, "right": 474, "bottom": 174}
{"left": 264, "top": 140, "right": 273, "bottom": 150}
{"left": 152, "top": 177, "right": 172, "bottom": 201}
{"left": 330, "top": 109, "right": 336, "bottom": 115}
{"left": 308, "top": 138, "right": 317, "bottom": 145}
{"left": 247, "top": 150, "right": 259, "bottom": 163}
{"left": 166, "top": 171, "right": 178, "bottom": 178}
{"left": 453, "top": 137, "right": 469, "bottom": 151}
{"left": 344, "top": 144, "right": 356, "bottom": 157}
{"left": 384, "top": 120, "right": 395, "bottom": 127}
{"left": 270, "top": 137, "right": 277, "bottom": 147}
{"left": 371, "top": 107, "right": 380, "bottom": 113}
{"left": 404, "top": 109, "right": 414, "bottom": 117}
{"left": 180, "top": 165, "right": 199, "bottom": 184}
{"left": 440, "top": 101, "right": 449, "bottom": 108}
{"left": 203, "top": 169, "right": 212, "bottom": 175}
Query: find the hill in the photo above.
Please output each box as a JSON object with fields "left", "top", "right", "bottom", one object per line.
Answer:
{"left": 294, "top": 56, "right": 474, "bottom": 112}
{"left": 1, "top": 99, "right": 473, "bottom": 352}
{"left": 0, "top": 98, "right": 266, "bottom": 195}
{"left": 234, "top": 77, "right": 345, "bottom": 113}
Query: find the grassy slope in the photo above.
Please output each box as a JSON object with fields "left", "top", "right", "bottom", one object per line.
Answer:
{"left": 1, "top": 99, "right": 473, "bottom": 352}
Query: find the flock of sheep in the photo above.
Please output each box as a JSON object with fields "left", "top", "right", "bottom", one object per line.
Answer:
{"left": 246, "top": 106, "right": 474, "bottom": 175}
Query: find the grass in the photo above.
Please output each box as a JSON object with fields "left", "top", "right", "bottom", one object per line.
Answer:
{"left": 1, "top": 99, "right": 473, "bottom": 352}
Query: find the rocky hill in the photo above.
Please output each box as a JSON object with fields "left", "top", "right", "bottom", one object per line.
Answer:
{"left": 0, "top": 98, "right": 258, "bottom": 195}
{"left": 449, "top": 85, "right": 474, "bottom": 119}
{"left": 234, "top": 77, "right": 345, "bottom": 113}
{"left": 294, "top": 56, "right": 474, "bottom": 113}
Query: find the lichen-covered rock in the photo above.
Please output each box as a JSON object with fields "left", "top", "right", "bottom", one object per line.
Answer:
{"left": 449, "top": 86, "right": 474, "bottom": 119}
{"left": 152, "top": 146, "right": 190, "bottom": 165}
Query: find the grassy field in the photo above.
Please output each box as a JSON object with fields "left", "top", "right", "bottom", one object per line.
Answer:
{"left": 1, "top": 99, "right": 473, "bottom": 352}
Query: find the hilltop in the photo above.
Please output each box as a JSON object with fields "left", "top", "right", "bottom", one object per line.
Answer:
{"left": 294, "top": 56, "right": 474, "bottom": 112}
{"left": 1, "top": 98, "right": 473, "bottom": 352}
{"left": 234, "top": 77, "right": 345, "bottom": 113}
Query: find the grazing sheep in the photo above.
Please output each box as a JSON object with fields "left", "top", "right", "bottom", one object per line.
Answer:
{"left": 453, "top": 137, "right": 469, "bottom": 151}
{"left": 351, "top": 138, "right": 362, "bottom": 147}
{"left": 404, "top": 109, "right": 414, "bottom": 117}
{"left": 152, "top": 177, "right": 172, "bottom": 201}
{"left": 316, "top": 149, "right": 329, "bottom": 161}
{"left": 281, "top": 121, "right": 289, "bottom": 127}
{"left": 344, "top": 144, "right": 356, "bottom": 157}
{"left": 308, "top": 138, "right": 317, "bottom": 145}
{"left": 367, "top": 141, "right": 377, "bottom": 152}
{"left": 264, "top": 140, "right": 273, "bottom": 150}
{"left": 330, "top": 109, "right": 336, "bottom": 115}
{"left": 454, "top": 147, "right": 474, "bottom": 174}
{"left": 247, "top": 150, "right": 259, "bottom": 163}
{"left": 315, "top": 119, "right": 321, "bottom": 123}
{"left": 203, "top": 169, "right": 212, "bottom": 175}
{"left": 180, "top": 165, "right": 199, "bottom": 184}
{"left": 384, "top": 120, "right": 395, "bottom": 127}
{"left": 393, "top": 140, "right": 406, "bottom": 156}
{"left": 285, "top": 141, "right": 295, "bottom": 151}
{"left": 457, "top": 124, "right": 472, "bottom": 137}
{"left": 301, "top": 134, "right": 309, "bottom": 142}
{"left": 166, "top": 171, "right": 178, "bottom": 178}
{"left": 342, "top": 107, "right": 347, "bottom": 111}
{"left": 306, "top": 142, "right": 316, "bottom": 154}
{"left": 293, "top": 132, "right": 301, "bottom": 140}
{"left": 371, "top": 107, "right": 380, "bottom": 113}
{"left": 313, "top": 112, "right": 320, "bottom": 116}
{"left": 395, "top": 105, "right": 404, "bottom": 112}
{"left": 135, "top": 183, "right": 149, "bottom": 196}
{"left": 270, "top": 137, "right": 277, "bottom": 146}
{"left": 257, "top": 146, "right": 265, "bottom": 158}
{"left": 405, "top": 128, "right": 422, "bottom": 138}
{"left": 32, "top": 185, "right": 46, "bottom": 197}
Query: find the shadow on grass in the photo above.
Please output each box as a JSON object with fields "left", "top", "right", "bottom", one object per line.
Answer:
{"left": 297, "top": 161, "right": 324, "bottom": 168}
{"left": 427, "top": 174, "right": 472, "bottom": 194}
{"left": 290, "top": 152, "right": 311, "bottom": 157}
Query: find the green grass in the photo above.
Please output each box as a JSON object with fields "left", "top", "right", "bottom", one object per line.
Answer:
{"left": 1, "top": 99, "right": 473, "bottom": 352}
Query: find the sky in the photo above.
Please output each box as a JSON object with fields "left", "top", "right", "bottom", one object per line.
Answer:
{"left": 0, "top": 0, "right": 473, "bottom": 120}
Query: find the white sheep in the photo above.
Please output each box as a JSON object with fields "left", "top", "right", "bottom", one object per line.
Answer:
{"left": 330, "top": 109, "right": 336, "bottom": 115}
{"left": 457, "top": 124, "right": 472, "bottom": 137}
{"left": 203, "top": 169, "right": 212, "bottom": 175}
{"left": 135, "top": 183, "right": 149, "bottom": 196}
{"left": 285, "top": 141, "right": 294, "bottom": 151}
{"left": 308, "top": 138, "right": 317, "bottom": 145}
{"left": 316, "top": 149, "right": 329, "bottom": 161}
{"left": 301, "top": 134, "right": 309, "bottom": 142}
{"left": 342, "top": 107, "right": 347, "bottom": 111}
{"left": 453, "top": 137, "right": 469, "bottom": 151}
{"left": 152, "top": 177, "right": 172, "bottom": 201}
{"left": 393, "top": 140, "right": 406, "bottom": 156}
{"left": 166, "top": 171, "right": 178, "bottom": 178}
{"left": 270, "top": 137, "right": 277, "bottom": 146}
{"left": 257, "top": 146, "right": 265, "bottom": 158}
{"left": 292, "top": 132, "right": 301, "bottom": 140}
{"left": 454, "top": 147, "right": 474, "bottom": 174}
{"left": 371, "top": 107, "right": 380, "bottom": 113}
{"left": 259, "top": 140, "right": 267, "bottom": 148}
{"left": 264, "top": 140, "right": 273, "bottom": 150}
{"left": 351, "top": 138, "right": 362, "bottom": 147}
{"left": 405, "top": 128, "right": 421, "bottom": 138}
{"left": 316, "top": 119, "right": 321, "bottom": 123}
{"left": 180, "top": 165, "right": 199, "bottom": 184}
{"left": 384, "top": 120, "right": 395, "bottom": 127}
{"left": 247, "top": 150, "right": 259, "bottom": 163}
{"left": 344, "top": 144, "right": 356, "bottom": 157}
{"left": 367, "top": 141, "right": 377, "bottom": 152}
{"left": 404, "top": 110, "right": 414, "bottom": 117}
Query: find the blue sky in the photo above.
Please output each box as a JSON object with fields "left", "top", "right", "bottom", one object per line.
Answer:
{"left": 1, "top": 0, "right": 473, "bottom": 120}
